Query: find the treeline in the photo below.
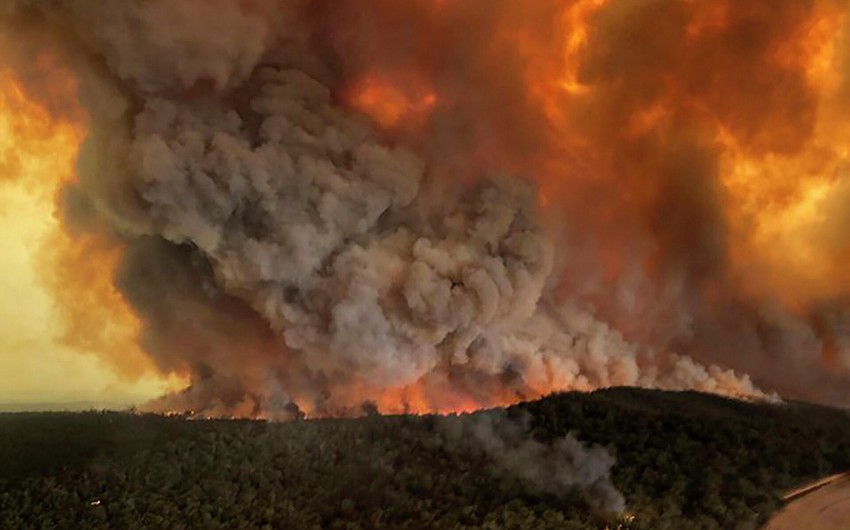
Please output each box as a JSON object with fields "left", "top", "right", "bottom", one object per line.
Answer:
{"left": 517, "top": 388, "right": 850, "bottom": 529}
{"left": 1, "top": 388, "right": 849, "bottom": 529}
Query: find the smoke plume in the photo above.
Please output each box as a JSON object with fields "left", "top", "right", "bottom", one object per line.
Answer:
{"left": 3, "top": 0, "right": 850, "bottom": 415}
{"left": 443, "top": 410, "right": 626, "bottom": 514}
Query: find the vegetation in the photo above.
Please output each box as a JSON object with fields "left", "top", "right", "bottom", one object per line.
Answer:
{"left": 1, "top": 388, "right": 849, "bottom": 529}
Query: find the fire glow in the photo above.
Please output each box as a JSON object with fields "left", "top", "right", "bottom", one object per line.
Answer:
{"left": 0, "top": 55, "right": 184, "bottom": 403}
{"left": 2, "top": 1, "right": 850, "bottom": 417}
{"left": 348, "top": 75, "right": 438, "bottom": 130}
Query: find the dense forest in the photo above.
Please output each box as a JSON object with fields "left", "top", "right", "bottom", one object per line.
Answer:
{"left": 2, "top": 388, "right": 850, "bottom": 529}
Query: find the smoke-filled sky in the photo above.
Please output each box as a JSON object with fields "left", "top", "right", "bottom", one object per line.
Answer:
{"left": 1, "top": 0, "right": 850, "bottom": 415}
{"left": 0, "top": 64, "right": 181, "bottom": 406}
{"left": 0, "top": 177, "right": 171, "bottom": 405}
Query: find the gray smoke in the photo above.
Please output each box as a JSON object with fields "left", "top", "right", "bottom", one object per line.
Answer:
{"left": 443, "top": 410, "right": 626, "bottom": 514}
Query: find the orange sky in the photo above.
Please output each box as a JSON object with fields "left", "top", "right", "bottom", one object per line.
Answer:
{"left": 0, "top": 68, "right": 183, "bottom": 407}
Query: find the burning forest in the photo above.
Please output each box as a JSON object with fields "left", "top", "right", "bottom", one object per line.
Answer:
{"left": 3, "top": 0, "right": 850, "bottom": 418}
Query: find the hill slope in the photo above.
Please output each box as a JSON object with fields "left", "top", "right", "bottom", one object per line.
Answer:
{"left": 2, "top": 388, "right": 849, "bottom": 529}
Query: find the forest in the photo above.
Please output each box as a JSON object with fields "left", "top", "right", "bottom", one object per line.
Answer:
{"left": 2, "top": 387, "right": 850, "bottom": 529}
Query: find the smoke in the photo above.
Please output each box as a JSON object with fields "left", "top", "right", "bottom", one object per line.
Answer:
{"left": 3, "top": 0, "right": 850, "bottom": 414}
{"left": 443, "top": 410, "right": 626, "bottom": 514}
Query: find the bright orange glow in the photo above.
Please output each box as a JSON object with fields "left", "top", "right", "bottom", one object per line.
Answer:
{"left": 0, "top": 60, "right": 186, "bottom": 405}
{"left": 0, "top": 70, "right": 80, "bottom": 191}
{"left": 560, "top": 0, "right": 609, "bottom": 96}
{"left": 520, "top": 0, "right": 850, "bottom": 312}
{"left": 717, "top": 5, "right": 850, "bottom": 307}
{"left": 374, "top": 380, "right": 522, "bottom": 416}
{"left": 515, "top": 0, "right": 609, "bottom": 133}
{"left": 348, "top": 75, "right": 437, "bottom": 130}
{"left": 39, "top": 231, "right": 156, "bottom": 379}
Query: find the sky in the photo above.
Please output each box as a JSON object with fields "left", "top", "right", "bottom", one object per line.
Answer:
{"left": 0, "top": 181, "right": 175, "bottom": 406}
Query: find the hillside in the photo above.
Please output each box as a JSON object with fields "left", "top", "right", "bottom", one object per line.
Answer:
{"left": 2, "top": 388, "right": 850, "bottom": 529}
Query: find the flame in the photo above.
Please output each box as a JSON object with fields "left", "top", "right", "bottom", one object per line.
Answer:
{"left": 375, "top": 382, "right": 518, "bottom": 415}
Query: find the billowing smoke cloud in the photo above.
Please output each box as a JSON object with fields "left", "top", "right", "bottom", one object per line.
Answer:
{"left": 3, "top": 0, "right": 850, "bottom": 414}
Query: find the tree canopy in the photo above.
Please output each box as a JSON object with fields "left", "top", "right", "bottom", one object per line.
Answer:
{"left": 2, "top": 387, "right": 849, "bottom": 529}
